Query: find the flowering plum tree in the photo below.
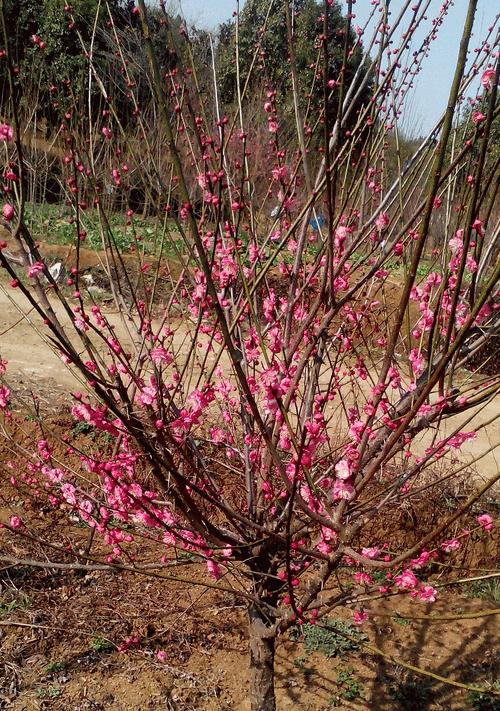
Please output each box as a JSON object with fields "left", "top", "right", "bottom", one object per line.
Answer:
{"left": 0, "top": 1, "right": 498, "bottom": 709}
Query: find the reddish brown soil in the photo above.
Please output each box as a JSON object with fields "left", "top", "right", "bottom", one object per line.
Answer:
{"left": 0, "top": 416, "right": 498, "bottom": 710}
{"left": 1, "top": 561, "right": 498, "bottom": 710}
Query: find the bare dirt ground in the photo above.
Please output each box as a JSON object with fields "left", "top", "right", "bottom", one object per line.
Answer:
{"left": 0, "top": 544, "right": 498, "bottom": 710}
{"left": 0, "top": 246, "right": 499, "bottom": 710}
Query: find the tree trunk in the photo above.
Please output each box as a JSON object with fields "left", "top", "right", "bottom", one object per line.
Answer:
{"left": 248, "top": 603, "right": 277, "bottom": 711}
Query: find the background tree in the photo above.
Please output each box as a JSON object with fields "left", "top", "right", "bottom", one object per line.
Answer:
{"left": 217, "top": 0, "right": 371, "bottom": 131}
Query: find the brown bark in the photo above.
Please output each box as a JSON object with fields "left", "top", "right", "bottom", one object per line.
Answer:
{"left": 248, "top": 604, "right": 277, "bottom": 711}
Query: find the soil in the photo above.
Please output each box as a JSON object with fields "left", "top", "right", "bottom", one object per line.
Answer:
{"left": 0, "top": 413, "right": 498, "bottom": 710}
{"left": 0, "top": 244, "right": 499, "bottom": 710}
{"left": 0, "top": 559, "right": 498, "bottom": 710}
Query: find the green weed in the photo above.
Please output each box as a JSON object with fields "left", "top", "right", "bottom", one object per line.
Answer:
{"left": 329, "top": 667, "right": 365, "bottom": 706}
{"left": 464, "top": 579, "right": 500, "bottom": 605}
{"left": 0, "top": 593, "right": 31, "bottom": 615}
{"left": 90, "top": 635, "right": 115, "bottom": 653}
{"left": 292, "top": 618, "right": 367, "bottom": 658}
{"left": 385, "top": 667, "right": 434, "bottom": 709}
{"left": 36, "top": 685, "right": 62, "bottom": 699}
{"left": 24, "top": 203, "right": 181, "bottom": 257}
{"left": 45, "top": 661, "right": 67, "bottom": 674}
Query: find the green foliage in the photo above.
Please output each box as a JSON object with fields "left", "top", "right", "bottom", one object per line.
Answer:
{"left": 36, "top": 685, "right": 62, "bottom": 699}
{"left": 0, "top": 593, "right": 31, "bottom": 615}
{"left": 293, "top": 654, "right": 314, "bottom": 678}
{"left": 463, "top": 578, "right": 500, "bottom": 605}
{"left": 330, "top": 667, "right": 365, "bottom": 706}
{"left": 45, "top": 661, "right": 67, "bottom": 674}
{"left": 90, "top": 635, "right": 115, "bottom": 653}
{"left": 25, "top": 203, "right": 181, "bottom": 258}
{"left": 292, "top": 618, "right": 367, "bottom": 658}
{"left": 217, "top": 0, "right": 370, "bottom": 126}
{"left": 1, "top": 0, "right": 127, "bottom": 122}
{"left": 70, "top": 421, "right": 94, "bottom": 438}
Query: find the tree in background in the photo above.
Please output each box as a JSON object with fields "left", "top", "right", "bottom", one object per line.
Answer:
{"left": 0, "top": 0, "right": 129, "bottom": 126}
{"left": 217, "top": 0, "right": 370, "bottom": 131}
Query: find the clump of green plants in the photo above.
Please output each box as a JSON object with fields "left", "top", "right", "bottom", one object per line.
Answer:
{"left": 0, "top": 592, "right": 31, "bottom": 615}
{"left": 329, "top": 667, "right": 365, "bottom": 706}
{"left": 45, "top": 661, "right": 67, "bottom": 674}
{"left": 90, "top": 635, "right": 115, "bottom": 653}
{"left": 36, "top": 685, "right": 62, "bottom": 699}
{"left": 293, "top": 654, "right": 314, "bottom": 679}
{"left": 24, "top": 202, "right": 181, "bottom": 257}
{"left": 292, "top": 618, "right": 367, "bottom": 658}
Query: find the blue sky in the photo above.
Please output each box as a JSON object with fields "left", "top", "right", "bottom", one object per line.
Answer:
{"left": 170, "top": 1, "right": 498, "bottom": 136}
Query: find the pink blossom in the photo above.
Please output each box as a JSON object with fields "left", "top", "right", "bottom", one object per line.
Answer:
{"left": 477, "top": 514, "right": 493, "bottom": 532}
{"left": 335, "top": 459, "right": 351, "bottom": 480}
{"left": 333, "top": 479, "right": 354, "bottom": 501}
{"left": 354, "top": 572, "right": 373, "bottom": 586}
{"left": 361, "top": 547, "right": 380, "bottom": 559}
{"left": 61, "top": 483, "right": 77, "bottom": 505}
{"left": 441, "top": 538, "right": 460, "bottom": 553}
{"left": 102, "top": 126, "right": 112, "bottom": 139}
{"left": 481, "top": 68, "right": 496, "bottom": 92}
{"left": 150, "top": 347, "right": 173, "bottom": 366}
{"left": 156, "top": 650, "right": 167, "bottom": 662}
{"left": 409, "top": 348, "right": 424, "bottom": 377}
{"left": 334, "top": 225, "right": 349, "bottom": 248}
{"left": 0, "top": 385, "right": 10, "bottom": 409}
{"left": 353, "top": 610, "right": 368, "bottom": 625}
{"left": 472, "top": 111, "right": 486, "bottom": 125}
{"left": 418, "top": 585, "right": 437, "bottom": 603}
{"left": 10, "top": 515, "right": 21, "bottom": 529}
{"left": 272, "top": 165, "right": 288, "bottom": 181}
{"left": 2, "top": 203, "right": 14, "bottom": 221}
{"left": 394, "top": 569, "right": 418, "bottom": 590}
{"left": 0, "top": 123, "right": 13, "bottom": 141}
{"left": 137, "top": 386, "right": 157, "bottom": 407}
{"left": 375, "top": 212, "right": 389, "bottom": 231}
{"left": 446, "top": 431, "right": 476, "bottom": 450}
{"left": 349, "top": 419, "right": 365, "bottom": 442}
{"left": 393, "top": 241, "right": 403, "bottom": 256}
{"left": 27, "top": 261, "right": 45, "bottom": 278}
{"left": 206, "top": 559, "right": 222, "bottom": 580}
{"left": 411, "top": 551, "right": 430, "bottom": 569}
{"left": 448, "top": 232, "right": 463, "bottom": 253}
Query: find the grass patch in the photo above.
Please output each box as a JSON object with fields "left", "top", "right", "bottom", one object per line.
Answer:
{"left": 468, "top": 681, "right": 500, "bottom": 711}
{"left": 384, "top": 667, "right": 435, "bottom": 709}
{"left": 463, "top": 578, "right": 500, "bottom": 605}
{"left": 24, "top": 203, "right": 182, "bottom": 258}
{"left": 0, "top": 592, "right": 31, "bottom": 615}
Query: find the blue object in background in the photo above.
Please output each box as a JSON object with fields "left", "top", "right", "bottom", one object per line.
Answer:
{"left": 308, "top": 214, "right": 326, "bottom": 231}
